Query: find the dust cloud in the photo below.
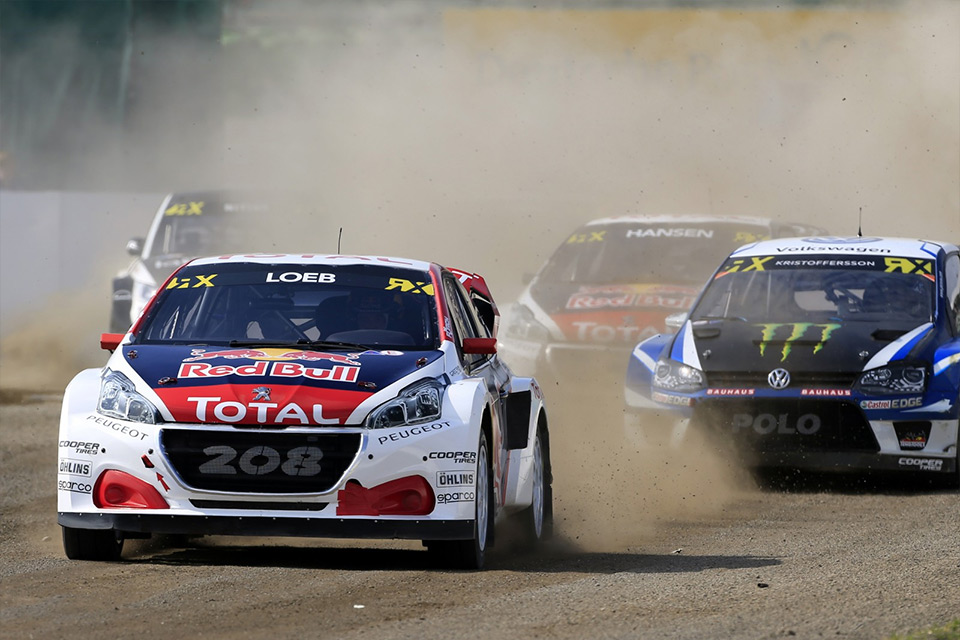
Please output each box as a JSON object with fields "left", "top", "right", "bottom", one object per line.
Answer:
{"left": 1, "top": 1, "right": 958, "bottom": 551}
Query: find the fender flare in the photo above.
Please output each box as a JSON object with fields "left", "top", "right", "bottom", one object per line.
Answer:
{"left": 501, "top": 376, "right": 547, "bottom": 452}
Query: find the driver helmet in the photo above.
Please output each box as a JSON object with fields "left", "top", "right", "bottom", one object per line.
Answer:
{"left": 350, "top": 290, "right": 397, "bottom": 330}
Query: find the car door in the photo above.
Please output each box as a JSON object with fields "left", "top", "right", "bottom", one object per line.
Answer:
{"left": 945, "top": 252, "right": 959, "bottom": 336}
{"left": 441, "top": 272, "right": 511, "bottom": 509}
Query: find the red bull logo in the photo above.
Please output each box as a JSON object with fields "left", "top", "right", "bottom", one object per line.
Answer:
{"left": 178, "top": 361, "right": 359, "bottom": 383}
{"left": 184, "top": 348, "right": 361, "bottom": 365}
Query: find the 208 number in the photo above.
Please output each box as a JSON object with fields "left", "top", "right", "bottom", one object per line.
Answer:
{"left": 198, "top": 445, "right": 323, "bottom": 476}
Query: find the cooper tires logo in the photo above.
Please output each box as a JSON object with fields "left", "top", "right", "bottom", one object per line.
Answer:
{"left": 767, "top": 368, "right": 791, "bottom": 389}
{"left": 428, "top": 451, "right": 477, "bottom": 464}
{"left": 898, "top": 458, "right": 944, "bottom": 472}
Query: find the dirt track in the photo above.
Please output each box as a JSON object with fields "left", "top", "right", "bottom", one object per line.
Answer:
{"left": 2, "top": 3, "right": 959, "bottom": 638}
{"left": 2, "top": 389, "right": 958, "bottom": 640}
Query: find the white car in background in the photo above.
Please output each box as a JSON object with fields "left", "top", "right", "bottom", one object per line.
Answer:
{"left": 110, "top": 190, "right": 280, "bottom": 332}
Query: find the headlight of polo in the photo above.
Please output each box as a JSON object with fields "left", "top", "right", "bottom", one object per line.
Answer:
{"left": 98, "top": 370, "right": 160, "bottom": 424}
{"left": 365, "top": 378, "right": 445, "bottom": 429}
{"left": 653, "top": 359, "right": 705, "bottom": 392}
{"left": 856, "top": 363, "right": 927, "bottom": 395}
{"left": 502, "top": 304, "right": 550, "bottom": 343}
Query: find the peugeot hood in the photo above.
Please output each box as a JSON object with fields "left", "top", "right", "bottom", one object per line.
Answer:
{"left": 118, "top": 345, "right": 444, "bottom": 426}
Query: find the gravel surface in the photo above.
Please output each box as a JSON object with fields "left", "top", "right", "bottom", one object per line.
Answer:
{"left": 1, "top": 391, "right": 957, "bottom": 640}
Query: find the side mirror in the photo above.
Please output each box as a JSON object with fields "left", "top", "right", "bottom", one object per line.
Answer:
{"left": 462, "top": 337, "right": 497, "bottom": 354}
{"left": 126, "top": 237, "right": 145, "bottom": 256}
{"left": 100, "top": 332, "right": 124, "bottom": 352}
{"left": 665, "top": 312, "right": 688, "bottom": 331}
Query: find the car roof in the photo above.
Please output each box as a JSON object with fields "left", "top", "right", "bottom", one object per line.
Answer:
{"left": 188, "top": 254, "right": 436, "bottom": 272}
{"left": 729, "top": 236, "right": 958, "bottom": 259}
{"left": 583, "top": 214, "right": 777, "bottom": 227}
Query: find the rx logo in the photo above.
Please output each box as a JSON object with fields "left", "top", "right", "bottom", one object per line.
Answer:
{"left": 165, "top": 274, "right": 218, "bottom": 289}
{"left": 883, "top": 257, "right": 933, "bottom": 275}
{"left": 385, "top": 278, "right": 434, "bottom": 295}
{"left": 252, "top": 387, "right": 271, "bottom": 401}
{"left": 715, "top": 256, "right": 774, "bottom": 278}
{"left": 767, "top": 368, "right": 791, "bottom": 390}
{"left": 164, "top": 201, "right": 205, "bottom": 216}
{"left": 566, "top": 230, "right": 606, "bottom": 244}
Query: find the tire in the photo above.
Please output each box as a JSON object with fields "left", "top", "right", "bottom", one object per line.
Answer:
{"left": 426, "top": 431, "right": 493, "bottom": 570}
{"left": 62, "top": 526, "right": 123, "bottom": 561}
{"left": 519, "top": 422, "right": 553, "bottom": 548}
{"left": 942, "top": 447, "right": 960, "bottom": 491}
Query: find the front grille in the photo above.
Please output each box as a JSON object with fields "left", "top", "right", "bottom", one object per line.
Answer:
{"left": 706, "top": 371, "right": 859, "bottom": 389}
{"left": 161, "top": 429, "right": 362, "bottom": 494}
{"left": 189, "top": 500, "right": 328, "bottom": 511}
{"left": 694, "top": 399, "right": 878, "bottom": 453}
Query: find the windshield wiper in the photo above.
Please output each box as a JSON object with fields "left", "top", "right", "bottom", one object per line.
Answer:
{"left": 871, "top": 328, "right": 908, "bottom": 342}
{"left": 228, "top": 339, "right": 370, "bottom": 351}
{"left": 692, "top": 314, "right": 749, "bottom": 323}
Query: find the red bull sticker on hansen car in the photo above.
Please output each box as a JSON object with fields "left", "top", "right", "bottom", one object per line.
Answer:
{"left": 564, "top": 284, "right": 699, "bottom": 311}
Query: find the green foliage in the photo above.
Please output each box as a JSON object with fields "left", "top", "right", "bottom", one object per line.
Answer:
{"left": 889, "top": 620, "right": 960, "bottom": 640}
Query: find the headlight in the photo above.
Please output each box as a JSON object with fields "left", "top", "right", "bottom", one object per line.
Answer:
{"left": 98, "top": 370, "right": 160, "bottom": 424}
{"left": 653, "top": 359, "right": 705, "bottom": 392}
{"left": 365, "top": 378, "right": 445, "bottom": 429}
{"left": 502, "top": 304, "right": 550, "bottom": 343}
{"left": 856, "top": 363, "right": 927, "bottom": 395}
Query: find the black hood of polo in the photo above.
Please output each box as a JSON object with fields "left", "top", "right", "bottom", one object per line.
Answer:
{"left": 691, "top": 319, "right": 920, "bottom": 374}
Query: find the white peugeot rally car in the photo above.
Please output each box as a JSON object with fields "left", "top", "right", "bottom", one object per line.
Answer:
{"left": 60, "top": 254, "right": 552, "bottom": 569}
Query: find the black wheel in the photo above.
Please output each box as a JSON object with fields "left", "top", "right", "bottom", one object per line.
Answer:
{"left": 426, "top": 430, "right": 493, "bottom": 570}
{"left": 943, "top": 448, "right": 960, "bottom": 491}
{"left": 62, "top": 526, "right": 123, "bottom": 561}
{"left": 519, "top": 421, "right": 553, "bottom": 547}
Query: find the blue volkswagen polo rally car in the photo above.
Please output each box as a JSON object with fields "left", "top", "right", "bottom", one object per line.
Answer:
{"left": 60, "top": 254, "right": 552, "bottom": 569}
{"left": 624, "top": 237, "right": 960, "bottom": 482}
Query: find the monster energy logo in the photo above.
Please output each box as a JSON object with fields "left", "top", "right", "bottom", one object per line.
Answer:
{"left": 757, "top": 323, "right": 840, "bottom": 362}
